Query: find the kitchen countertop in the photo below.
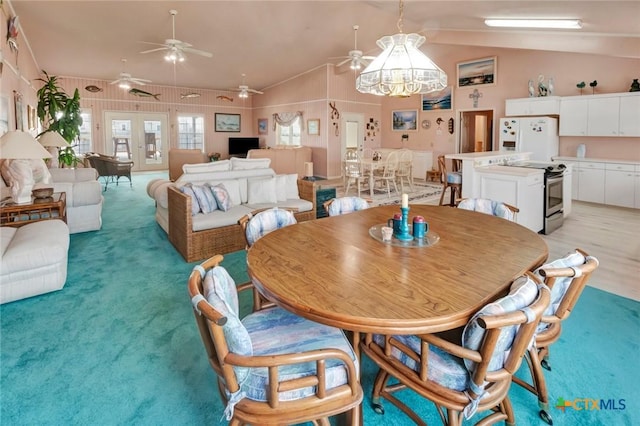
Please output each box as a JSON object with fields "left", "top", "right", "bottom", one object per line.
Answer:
{"left": 476, "top": 165, "right": 544, "bottom": 177}
{"left": 554, "top": 156, "right": 640, "bottom": 166}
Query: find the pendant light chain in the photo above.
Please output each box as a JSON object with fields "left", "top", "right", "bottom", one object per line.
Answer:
{"left": 397, "top": 0, "right": 404, "bottom": 33}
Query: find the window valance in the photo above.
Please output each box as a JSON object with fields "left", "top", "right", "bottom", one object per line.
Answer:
{"left": 272, "top": 111, "right": 304, "bottom": 131}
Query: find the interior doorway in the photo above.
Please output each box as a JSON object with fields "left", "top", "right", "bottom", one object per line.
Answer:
{"left": 341, "top": 113, "right": 364, "bottom": 160}
{"left": 457, "top": 109, "right": 495, "bottom": 153}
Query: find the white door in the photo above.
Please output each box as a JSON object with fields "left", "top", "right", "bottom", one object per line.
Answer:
{"left": 341, "top": 113, "right": 364, "bottom": 160}
{"left": 104, "top": 112, "right": 169, "bottom": 172}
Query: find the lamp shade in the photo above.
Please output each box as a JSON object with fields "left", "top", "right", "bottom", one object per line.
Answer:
{"left": 38, "top": 131, "right": 70, "bottom": 148}
{"left": 356, "top": 33, "right": 447, "bottom": 97}
{"left": 0, "top": 131, "right": 52, "bottom": 159}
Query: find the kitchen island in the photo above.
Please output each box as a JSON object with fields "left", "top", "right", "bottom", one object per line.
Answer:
{"left": 445, "top": 151, "right": 547, "bottom": 233}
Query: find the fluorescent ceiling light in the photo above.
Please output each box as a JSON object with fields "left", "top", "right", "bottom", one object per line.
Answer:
{"left": 484, "top": 19, "right": 582, "bottom": 29}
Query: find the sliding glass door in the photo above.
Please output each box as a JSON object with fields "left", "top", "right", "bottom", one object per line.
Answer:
{"left": 104, "top": 112, "right": 168, "bottom": 172}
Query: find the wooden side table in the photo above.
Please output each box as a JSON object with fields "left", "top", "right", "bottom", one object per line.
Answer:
{"left": 0, "top": 192, "right": 67, "bottom": 227}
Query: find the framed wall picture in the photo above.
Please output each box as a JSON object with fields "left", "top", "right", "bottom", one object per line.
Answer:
{"left": 0, "top": 96, "right": 9, "bottom": 136}
{"left": 391, "top": 110, "right": 418, "bottom": 132}
{"left": 14, "top": 91, "right": 24, "bottom": 131}
{"left": 422, "top": 86, "right": 452, "bottom": 111}
{"left": 457, "top": 56, "right": 497, "bottom": 88}
{"left": 215, "top": 113, "right": 241, "bottom": 132}
{"left": 258, "top": 118, "right": 268, "bottom": 135}
{"left": 307, "top": 119, "right": 320, "bottom": 135}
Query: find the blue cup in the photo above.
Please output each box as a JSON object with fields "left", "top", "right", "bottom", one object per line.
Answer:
{"left": 412, "top": 216, "right": 427, "bottom": 239}
{"left": 387, "top": 213, "right": 402, "bottom": 235}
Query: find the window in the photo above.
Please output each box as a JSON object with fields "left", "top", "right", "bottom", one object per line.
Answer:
{"left": 276, "top": 116, "right": 301, "bottom": 146}
{"left": 178, "top": 115, "right": 204, "bottom": 150}
{"left": 75, "top": 110, "right": 92, "bottom": 155}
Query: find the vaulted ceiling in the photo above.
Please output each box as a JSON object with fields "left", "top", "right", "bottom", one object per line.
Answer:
{"left": 8, "top": 1, "right": 640, "bottom": 92}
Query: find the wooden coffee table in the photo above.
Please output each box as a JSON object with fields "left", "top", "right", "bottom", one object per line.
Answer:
{"left": 0, "top": 192, "right": 67, "bottom": 227}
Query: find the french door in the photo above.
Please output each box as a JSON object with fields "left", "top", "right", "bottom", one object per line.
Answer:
{"left": 104, "top": 112, "right": 168, "bottom": 172}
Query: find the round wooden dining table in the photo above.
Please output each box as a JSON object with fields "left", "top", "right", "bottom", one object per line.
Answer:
{"left": 246, "top": 204, "right": 548, "bottom": 336}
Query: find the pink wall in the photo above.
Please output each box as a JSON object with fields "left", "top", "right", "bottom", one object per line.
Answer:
{"left": 3, "top": 9, "right": 639, "bottom": 173}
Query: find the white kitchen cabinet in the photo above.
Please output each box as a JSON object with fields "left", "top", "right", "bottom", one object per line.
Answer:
{"left": 635, "top": 166, "right": 640, "bottom": 209}
{"left": 559, "top": 93, "right": 640, "bottom": 137}
{"left": 477, "top": 170, "right": 544, "bottom": 233}
{"left": 576, "top": 162, "right": 605, "bottom": 203}
{"left": 411, "top": 150, "right": 433, "bottom": 181}
{"left": 505, "top": 97, "right": 560, "bottom": 116}
{"left": 605, "top": 163, "right": 635, "bottom": 208}
{"left": 587, "top": 96, "right": 620, "bottom": 136}
{"left": 559, "top": 97, "right": 588, "bottom": 136}
{"left": 619, "top": 95, "right": 640, "bottom": 136}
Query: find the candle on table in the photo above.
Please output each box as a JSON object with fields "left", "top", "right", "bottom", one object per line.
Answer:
{"left": 402, "top": 193, "right": 409, "bottom": 208}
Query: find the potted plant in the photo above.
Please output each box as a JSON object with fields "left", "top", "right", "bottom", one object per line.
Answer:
{"left": 36, "top": 70, "right": 83, "bottom": 167}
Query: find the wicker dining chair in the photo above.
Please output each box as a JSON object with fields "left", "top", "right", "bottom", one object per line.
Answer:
{"left": 360, "top": 272, "right": 550, "bottom": 426}
{"left": 456, "top": 198, "right": 520, "bottom": 222}
{"left": 188, "top": 255, "right": 363, "bottom": 426}
{"left": 323, "top": 196, "right": 370, "bottom": 217}
{"left": 238, "top": 207, "right": 298, "bottom": 311}
{"left": 513, "top": 249, "right": 599, "bottom": 425}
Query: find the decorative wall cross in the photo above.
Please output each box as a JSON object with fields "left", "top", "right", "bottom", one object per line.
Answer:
{"left": 469, "top": 89, "right": 483, "bottom": 108}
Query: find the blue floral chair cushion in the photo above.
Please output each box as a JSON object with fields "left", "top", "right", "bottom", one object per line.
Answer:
{"left": 202, "top": 268, "right": 253, "bottom": 383}
{"left": 327, "top": 197, "right": 370, "bottom": 216}
{"left": 457, "top": 198, "right": 514, "bottom": 221}
{"left": 446, "top": 171, "right": 462, "bottom": 184}
{"left": 245, "top": 208, "right": 297, "bottom": 247}
{"left": 462, "top": 274, "right": 538, "bottom": 372}
{"left": 533, "top": 250, "right": 597, "bottom": 331}
{"left": 372, "top": 334, "right": 469, "bottom": 391}
{"left": 240, "top": 307, "right": 358, "bottom": 402}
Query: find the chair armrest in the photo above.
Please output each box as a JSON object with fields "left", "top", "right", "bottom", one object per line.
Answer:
{"left": 297, "top": 179, "right": 316, "bottom": 211}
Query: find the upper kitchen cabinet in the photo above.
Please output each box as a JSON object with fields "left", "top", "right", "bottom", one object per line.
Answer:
{"left": 505, "top": 97, "right": 560, "bottom": 116}
{"left": 559, "top": 93, "right": 640, "bottom": 137}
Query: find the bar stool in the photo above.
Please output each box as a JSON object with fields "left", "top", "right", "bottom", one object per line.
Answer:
{"left": 113, "top": 137, "right": 131, "bottom": 159}
{"left": 437, "top": 155, "right": 462, "bottom": 206}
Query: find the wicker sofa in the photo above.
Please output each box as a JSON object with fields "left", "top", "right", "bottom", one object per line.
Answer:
{"left": 147, "top": 157, "right": 316, "bottom": 262}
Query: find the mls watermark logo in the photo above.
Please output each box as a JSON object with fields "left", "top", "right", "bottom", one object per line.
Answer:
{"left": 555, "top": 397, "right": 626, "bottom": 412}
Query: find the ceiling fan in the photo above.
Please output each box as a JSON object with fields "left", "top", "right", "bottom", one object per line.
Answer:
{"left": 330, "top": 25, "right": 376, "bottom": 70}
{"left": 228, "top": 74, "right": 264, "bottom": 98}
{"left": 110, "top": 59, "right": 151, "bottom": 89}
{"left": 140, "top": 9, "right": 213, "bottom": 62}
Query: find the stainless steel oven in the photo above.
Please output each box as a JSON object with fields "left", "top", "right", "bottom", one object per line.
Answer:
{"left": 544, "top": 170, "right": 564, "bottom": 234}
{"left": 507, "top": 162, "right": 565, "bottom": 234}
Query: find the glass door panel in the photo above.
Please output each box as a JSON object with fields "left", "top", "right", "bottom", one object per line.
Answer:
{"left": 104, "top": 112, "right": 168, "bottom": 172}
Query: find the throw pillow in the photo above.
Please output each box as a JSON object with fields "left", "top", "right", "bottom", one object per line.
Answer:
{"left": 182, "top": 160, "right": 231, "bottom": 174}
{"left": 284, "top": 173, "right": 300, "bottom": 199}
{"left": 247, "top": 177, "right": 278, "bottom": 204}
{"left": 191, "top": 183, "right": 218, "bottom": 214}
{"left": 209, "top": 179, "right": 242, "bottom": 206}
{"left": 209, "top": 183, "right": 233, "bottom": 211}
{"left": 274, "top": 175, "right": 287, "bottom": 202}
{"left": 230, "top": 157, "right": 271, "bottom": 170}
{"left": 179, "top": 184, "right": 201, "bottom": 215}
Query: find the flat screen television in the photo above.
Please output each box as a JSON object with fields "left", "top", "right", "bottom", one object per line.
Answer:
{"left": 228, "top": 137, "right": 260, "bottom": 157}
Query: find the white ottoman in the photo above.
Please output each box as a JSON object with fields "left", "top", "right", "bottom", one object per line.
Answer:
{"left": 0, "top": 219, "right": 70, "bottom": 304}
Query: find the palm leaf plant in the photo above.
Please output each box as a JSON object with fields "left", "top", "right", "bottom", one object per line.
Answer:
{"left": 36, "top": 71, "right": 83, "bottom": 167}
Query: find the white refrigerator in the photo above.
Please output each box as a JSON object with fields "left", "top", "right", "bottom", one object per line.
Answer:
{"left": 499, "top": 117, "right": 559, "bottom": 162}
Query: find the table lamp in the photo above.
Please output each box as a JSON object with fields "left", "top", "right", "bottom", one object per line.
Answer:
{"left": 38, "top": 131, "right": 69, "bottom": 168}
{"left": 0, "top": 131, "right": 53, "bottom": 203}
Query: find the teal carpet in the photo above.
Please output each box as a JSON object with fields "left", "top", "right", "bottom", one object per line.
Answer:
{"left": 1, "top": 172, "right": 638, "bottom": 425}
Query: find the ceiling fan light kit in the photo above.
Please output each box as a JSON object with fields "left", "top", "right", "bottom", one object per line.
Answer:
{"left": 484, "top": 19, "right": 582, "bottom": 29}
{"left": 356, "top": 0, "right": 447, "bottom": 97}
{"left": 110, "top": 58, "right": 151, "bottom": 90}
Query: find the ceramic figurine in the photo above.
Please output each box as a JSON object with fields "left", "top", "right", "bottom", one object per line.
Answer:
{"left": 630, "top": 79, "right": 640, "bottom": 92}
{"left": 528, "top": 80, "right": 535, "bottom": 97}
{"left": 589, "top": 80, "right": 598, "bottom": 94}
{"left": 576, "top": 81, "right": 586, "bottom": 95}
{"left": 548, "top": 77, "right": 555, "bottom": 96}
{"left": 538, "top": 74, "right": 548, "bottom": 97}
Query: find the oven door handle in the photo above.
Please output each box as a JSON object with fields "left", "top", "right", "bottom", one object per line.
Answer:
{"left": 546, "top": 175, "right": 563, "bottom": 185}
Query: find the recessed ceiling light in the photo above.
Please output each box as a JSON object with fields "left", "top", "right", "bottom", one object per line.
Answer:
{"left": 484, "top": 19, "right": 582, "bottom": 29}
